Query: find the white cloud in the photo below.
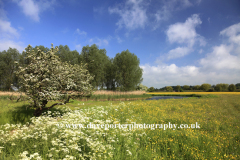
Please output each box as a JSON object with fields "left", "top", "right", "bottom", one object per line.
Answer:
{"left": 141, "top": 61, "right": 239, "bottom": 88}
{"left": 199, "top": 49, "right": 203, "bottom": 54}
{"left": 153, "top": 0, "right": 193, "bottom": 30}
{"left": 75, "top": 44, "right": 82, "bottom": 52}
{"left": 158, "top": 14, "right": 205, "bottom": 61}
{"left": 0, "top": 1, "right": 26, "bottom": 52}
{"left": 13, "top": 0, "right": 56, "bottom": 22}
{"left": 220, "top": 22, "right": 240, "bottom": 45}
{"left": 199, "top": 44, "right": 240, "bottom": 70}
{"left": 0, "top": 39, "right": 25, "bottom": 52}
{"left": 18, "top": 0, "right": 40, "bottom": 22}
{"left": 88, "top": 37, "right": 111, "bottom": 47}
{"left": 155, "top": 0, "right": 192, "bottom": 22}
{"left": 166, "top": 14, "right": 205, "bottom": 47}
{"left": 166, "top": 47, "right": 192, "bottom": 60}
{"left": 0, "top": 19, "right": 20, "bottom": 39}
{"left": 142, "top": 22, "right": 240, "bottom": 88}
{"left": 108, "top": 0, "right": 147, "bottom": 30}
{"left": 75, "top": 28, "right": 87, "bottom": 36}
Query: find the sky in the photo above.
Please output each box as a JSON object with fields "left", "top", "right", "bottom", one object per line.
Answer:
{"left": 0, "top": 0, "right": 240, "bottom": 88}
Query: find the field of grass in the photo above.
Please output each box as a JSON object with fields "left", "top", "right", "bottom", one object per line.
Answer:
{"left": 0, "top": 93, "right": 240, "bottom": 159}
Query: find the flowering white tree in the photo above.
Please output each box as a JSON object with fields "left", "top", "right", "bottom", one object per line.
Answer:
{"left": 15, "top": 44, "right": 94, "bottom": 117}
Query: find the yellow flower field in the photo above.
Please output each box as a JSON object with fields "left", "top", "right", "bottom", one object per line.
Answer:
{"left": 147, "top": 92, "right": 240, "bottom": 95}
{"left": 0, "top": 94, "right": 239, "bottom": 159}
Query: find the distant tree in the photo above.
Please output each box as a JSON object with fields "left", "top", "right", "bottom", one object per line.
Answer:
{"left": 81, "top": 44, "right": 110, "bottom": 89}
{"left": 221, "top": 83, "right": 229, "bottom": 91}
{"left": 33, "top": 45, "right": 50, "bottom": 53}
{"left": 166, "top": 86, "right": 173, "bottom": 92}
{"left": 183, "top": 85, "right": 190, "bottom": 90}
{"left": 200, "top": 83, "right": 211, "bottom": 91}
{"left": 113, "top": 49, "right": 143, "bottom": 91}
{"left": 148, "top": 87, "right": 155, "bottom": 92}
{"left": 236, "top": 83, "right": 240, "bottom": 89}
{"left": 15, "top": 44, "right": 94, "bottom": 117}
{"left": 193, "top": 85, "right": 201, "bottom": 90}
{"left": 228, "top": 84, "right": 236, "bottom": 92}
{"left": 175, "top": 85, "right": 181, "bottom": 92}
{"left": 214, "top": 84, "right": 222, "bottom": 92}
{"left": 105, "top": 58, "right": 116, "bottom": 90}
{"left": 0, "top": 47, "right": 20, "bottom": 91}
{"left": 56, "top": 45, "right": 80, "bottom": 65}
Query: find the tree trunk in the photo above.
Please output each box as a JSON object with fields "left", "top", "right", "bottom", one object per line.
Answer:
{"left": 33, "top": 108, "right": 43, "bottom": 117}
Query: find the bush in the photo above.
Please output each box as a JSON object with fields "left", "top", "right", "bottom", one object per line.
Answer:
{"left": 200, "top": 83, "right": 211, "bottom": 91}
{"left": 180, "top": 88, "right": 183, "bottom": 92}
{"left": 208, "top": 88, "right": 214, "bottom": 92}
{"left": 148, "top": 87, "right": 155, "bottom": 92}
{"left": 214, "top": 84, "right": 222, "bottom": 92}
{"left": 228, "top": 84, "right": 236, "bottom": 92}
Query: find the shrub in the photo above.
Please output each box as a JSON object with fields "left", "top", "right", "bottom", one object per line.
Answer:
{"left": 228, "top": 84, "right": 236, "bottom": 92}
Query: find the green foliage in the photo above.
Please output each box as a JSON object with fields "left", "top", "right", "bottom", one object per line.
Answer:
{"left": 228, "top": 84, "right": 236, "bottom": 92}
{"left": 214, "top": 84, "right": 222, "bottom": 91}
{"left": 55, "top": 45, "right": 79, "bottom": 65}
{"left": 148, "top": 87, "right": 155, "bottom": 92}
{"left": 200, "top": 83, "right": 211, "bottom": 91}
{"left": 0, "top": 48, "right": 20, "bottom": 91}
{"left": 15, "top": 44, "right": 94, "bottom": 117}
{"left": 180, "top": 88, "right": 184, "bottom": 92}
{"left": 236, "top": 83, "right": 240, "bottom": 89}
{"left": 113, "top": 49, "right": 143, "bottom": 91}
{"left": 165, "top": 86, "right": 173, "bottom": 92}
{"left": 175, "top": 85, "right": 181, "bottom": 92}
{"left": 214, "top": 83, "right": 229, "bottom": 91}
{"left": 80, "top": 44, "right": 110, "bottom": 89}
{"left": 183, "top": 85, "right": 190, "bottom": 90}
{"left": 193, "top": 85, "right": 201, "bottom": 90}
{"left": 136, "top": 83, "right": 148, "bottom": 91}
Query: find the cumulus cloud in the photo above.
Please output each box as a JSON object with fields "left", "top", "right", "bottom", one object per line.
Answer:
{"left": 166, "top": 14, "right": 205, "bottom": 47}
{"left": 13, "top": 0, "right": 56, "bottom": 22}
{"left": 108, "top": 0, "right": 147, "bottom": 30}
{"left": 142, "top": 22, "right": 240, "bottom": 88}
{"left": 141, "top": 62, "right": 239, "bottom": 88}
{"left": 158, "top": 14, "right": 205, "bottom": 61}
{"left": 166, "top": 47, "right": 192, "bottom": 60}
{"left": 220, "top": 22, "right": 240, "bottom": 45}
{"left": 199, "top": 44, "right": 240, "bottom": 70}
{"left": 18, "top": 0, "right": 40, "bottom": 22}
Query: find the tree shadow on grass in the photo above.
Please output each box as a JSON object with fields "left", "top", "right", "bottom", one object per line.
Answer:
{"left": 5, "top": 103, "right": 68, "bottom": 125}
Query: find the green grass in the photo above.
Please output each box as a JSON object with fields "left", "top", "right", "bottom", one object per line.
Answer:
{"left": 0, "top": 94, "right": 239, "bottom": 159}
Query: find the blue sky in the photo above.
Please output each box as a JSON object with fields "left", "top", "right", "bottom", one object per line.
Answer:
{"left": 0, "top": 0, "right": 240, "bottom": 88}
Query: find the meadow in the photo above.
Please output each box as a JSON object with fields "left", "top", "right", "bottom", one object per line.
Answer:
{"left": 0, "top": 92, "right": 239, "bottom": 159}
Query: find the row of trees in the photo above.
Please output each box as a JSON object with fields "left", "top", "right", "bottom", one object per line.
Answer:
{"left": 0, "top": 44, "right": 143, "bottom": 92}
{"left": 148, "top": 83, "right": 240, "bottom": 92}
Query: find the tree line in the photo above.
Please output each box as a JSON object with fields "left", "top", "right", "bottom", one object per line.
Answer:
{"left": 148, "top": 83, "right": 240, "bottom": 92}
{"left": 0, "top": 44, "right": 143, "bottom": 92}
